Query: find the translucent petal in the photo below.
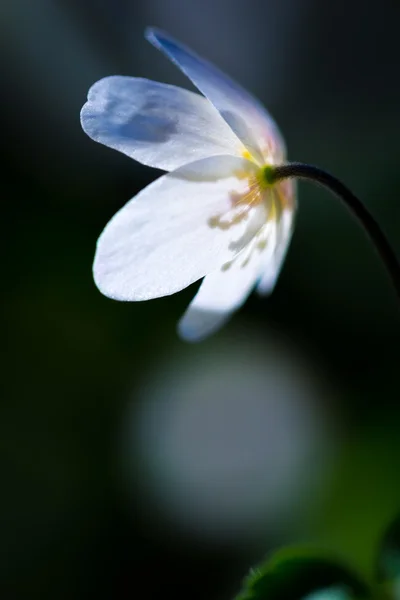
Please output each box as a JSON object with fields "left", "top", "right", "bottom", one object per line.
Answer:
{"left": 146, "top": 28, "right": 286, "bottom": 163}
{"left": 256, "top": 206, "right": 295, "bottom": 296}
{"left": 81, "top": 76, "right": 243, "bottom": 170}
{"left": 178, "top": 224, "right": 277, "bottom": 342}
{"left": 93, "top": 156, "right": 267, "bottom": 301}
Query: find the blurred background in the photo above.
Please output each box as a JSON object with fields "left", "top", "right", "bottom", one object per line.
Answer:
{"left": 2, "top": 0, "right": 400, "bottom": 597}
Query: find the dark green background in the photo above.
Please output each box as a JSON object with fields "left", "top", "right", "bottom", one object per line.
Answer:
{"left": 2, "top": 0, "right": 400, "bottom": 597}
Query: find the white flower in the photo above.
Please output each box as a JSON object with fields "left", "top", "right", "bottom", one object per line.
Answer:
{"left": 81, "top": 28, "right": 297, "bottom": 342}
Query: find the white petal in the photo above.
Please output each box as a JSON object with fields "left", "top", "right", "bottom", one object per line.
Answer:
{"left": 178, "top": 226, "right": 277, "bottom": 342}
{"left": 146, "top": 28, "right": 286, "bottom": 163}
{"left": 81, "top": 77, "right": 242, "bottom": 170}
{"left": 93, "top": 156, "right": 267, "bottom": 301}
{"left": 256, "top": 208, "right": 295, "bottom": 296}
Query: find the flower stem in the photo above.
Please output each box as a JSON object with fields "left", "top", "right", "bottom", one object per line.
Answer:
{"left": 266, "top": 162, "right": 400, "bottom": 302}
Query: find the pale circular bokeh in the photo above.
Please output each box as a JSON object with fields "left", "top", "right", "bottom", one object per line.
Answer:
{"left": 123, "top": 323, "right": 337, "bottom": 543}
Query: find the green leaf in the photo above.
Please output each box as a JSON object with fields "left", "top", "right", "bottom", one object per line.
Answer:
{"left": 235, "top": 547, "right": 370, "bottom": 600}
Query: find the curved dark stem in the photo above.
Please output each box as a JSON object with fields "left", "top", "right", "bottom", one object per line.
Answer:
{"left": 267, "top": 162, "right": 400, "bottom": 302}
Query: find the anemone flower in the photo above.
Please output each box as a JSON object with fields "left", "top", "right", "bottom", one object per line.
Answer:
{"left": 81, "top": 28, "right": 296, "bottom": 341}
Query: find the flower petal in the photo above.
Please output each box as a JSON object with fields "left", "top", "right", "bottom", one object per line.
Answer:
{"left": 146, "top": 28, "right": 286, "bottom": 163}
{"left": 93, "top": 156, "right": 267, "bottom": 301}
{"left": 178, "top": 226, "right": 277, "bottom": 342}
{"left": 256, "top": 207, "right": 295, "bottom": 296}
{"left": 81, "top": 76, "right": 243, "bottom": 170}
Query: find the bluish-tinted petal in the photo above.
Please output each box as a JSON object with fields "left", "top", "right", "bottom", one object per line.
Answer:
{"left": 81, "top": 76, "right": 243, "bottom": 171}
{"left": 146, "top": 28, "right": 286, "bottom": 164}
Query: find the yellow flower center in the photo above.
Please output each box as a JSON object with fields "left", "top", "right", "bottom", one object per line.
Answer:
{"left": 241, "top": 149, "right": 253, "bottom": 161}
{"left": 207, "top": 147, "right": 292, "bottom": 240}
